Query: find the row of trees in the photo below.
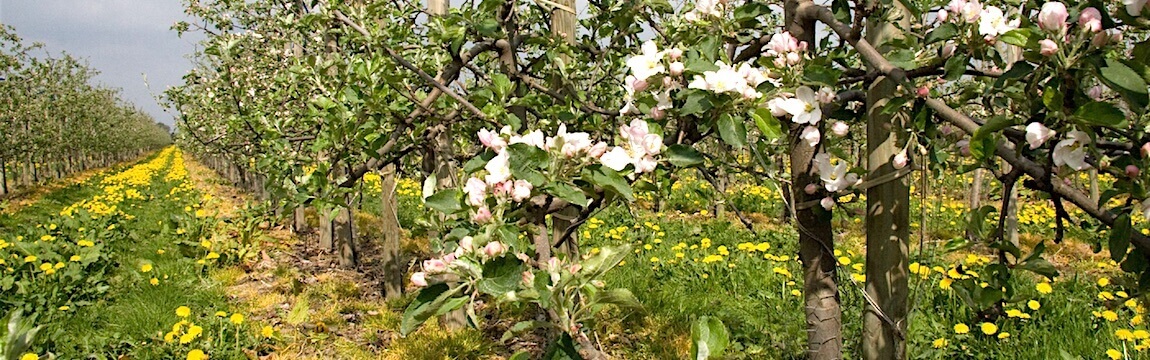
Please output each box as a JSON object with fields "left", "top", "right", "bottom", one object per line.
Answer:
{"left": 169, "top": 0, "right": 1150, "bottom": 358}
{"left": 0, "top": 25, "right": 173, "bottom": 197}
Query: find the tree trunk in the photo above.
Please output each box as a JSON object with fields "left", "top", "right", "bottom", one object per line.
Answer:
{"left": 293, "top": 207, "right": 310, "bottom": 234}
{"left": 379, "top": 164, "right": 404, "bottom": 299}
{"left": 0, "top": 158, "right": 7, "bottom": 196}
{"left": 319, "top": 208, "right": 335, "bottom": 251}
{"left": 1090, "top": 168, "right": 1100, "bottom": 203}
{"left": 786, "top": 2, "right": 841, "bottom": 358}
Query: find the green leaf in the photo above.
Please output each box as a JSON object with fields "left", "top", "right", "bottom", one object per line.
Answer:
{"left": 925, "top": 23, "right": 958, "bottom": 44}
{"left": 681, "top": 91, "right": 712, "bottom": 116}
{"left": 802, "top": 65, "right": 842, "bottom": 87}
{"left": 585, "top": 165, "right": 634, "bottom": 201}
{"left": 751, "top": 108, "right": 783, "bottom": 139}
{"left": 400, "top": 283, "right": 464, "bottom": 335}
{"left": 944, "top": 54, "right": 968, "bottom": 81}
{"left": 717, "top": 113, "right": 747, "bottom": 149}
{"left": 424, "top": 189, "right": 462, "bottom": 214}
{"left": 1074, "top": 101, "right": 1127, "bottom": 128}
{"left": 666, "top": 144, "right": 706, "bottom": 168}
{"left": 582, "top": 244, "right": 632, "bottom": 280}
{"left": 545, "top": 182, "right": 589, "bottom": 207}
{"left": 1042, "top": 81, "right": 1063, "bottom": 112}
{"left": 594, "top": 288, "right": 643, "bottom": 309}
{"left": 994, "top": 62, "right": 1035, "bottom": 88}
{"left": 1018, "top": 258, "right": 1059, "bottom": 279}
{"left": 998, "top": 29, "right": 1032, "bottom": 48}
{"left": 1110, "top": 213, "right": 1133, "bottom": 262}
{"left": 477, "top": 256, "right": 525, "bottom": 297}
{"left": 1101, "top": 59, "right": 1149, "bottom": 95}
{"left": 973, "top": 115, "right": 1014, "bottom": 140}
{"left": 691, "top": 316, "right": 729, "bottom": 360}
{"left": 507, "top": 143, "right": 550, "bottom": 174}
{"left": 502, "top": 321, "right": 558, "bottom": 342}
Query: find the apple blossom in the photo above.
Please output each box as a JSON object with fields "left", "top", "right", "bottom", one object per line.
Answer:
{"left": 484, "top": 151, "right": 512, "bottom": 185}
{"left": 941, "top": 42, "right": 957, "bottom": 58}
{"left": 1088, "top": 85, "right": 1105, "bottom": 100}
{"left": 1037, "top": 2, "right": 1068, "bottom": 32}
{"left": 510, "top": 129, "right": 547, "bottom": 150}
{"left": 473, "top": 206, "right": 493, "bottom": 223}
{"left": 1128, "top": 165, "right": 1141, "bottom": 178}
{"left": 669, "top": 61, "right": 685, "bottom": 76}
{"left": 1053, "top": 130, "right": 1092, "bottom": 171}
{"left": 689, "top": 61, "right": 749, "bottom": 94}
{"left": 805, "top": 183, "right": 819, "bottom": 195}
{"left": 978, "top": 6, "right": 1019, "bottom": 39}
{"left": 423, "top": 259, "right": 447, "bottom": 274}
{"left": 600, "top": 147, "right": 632, "bottom": 171}
{"left": 777, "top": 86, "right": 823, "bottom": 124}
{"left": 588, "top": 142, "right": 609, "bottom": 158}
{"left": 816, "top": 87, "right": 836, "bottom": 104}
{"left": 946, "top": 0, "right": 983, "bottom": 23}
{"left": 1039, "top": 39, "right": 1059, "bottom": 56}
{"left": 459, "top": 236, "right": 475, "bottom": 253}
{"left": 820, "top": 197, "right": 835, "bottom": 210}
{"left": 1124, "top": 0, "right": 1147, "bottom": 16}
{"left": 624, "top": 41, "right": 666, "bottom": 81}
{"left": 938, "top": 9, "right": 949, "bottom": 22}
{"left": 1079, "top": 7, "right": 1102, "bottom": 33}
{"left": 764, "top": 32, "right": 807, "bottom": 66}
{"left": 483, "top": 241, "right": 507, "bottom": 257}
{"left": 916, "top": 87, "right": 930, "bottom": 98}
{"left": 801, "top": 126, "right": 821, "bottom": 147}
{"left": 464, "top": 177, "right": 487, "bottom": 206}
{"left": 511, "top": 180, "right": 533, "bottom": 202}
{"left": 1025, "top": 122, "right": 1057, "bottom": 149}
{"left": 767, "top": 97, "right": 789, "bottom": 117}
{"left": 1141, "top": 143, "right": 1150, "bottom": 158}
{"left": 478, "top": 129, "right": 507, "bottom": 152}
{"left": 893, "top": 150, "right": 909, "bottom": 169}
{"left": 667, "top": 47, "right": 683, "bottom": 60}
{"left": 814, "top": 153, "right": 859, "bottom": 192}
{"left": 522, "top": 271, "right": 536, "bottom": 286}
{"left": 411, "top": 272, "right": 428, "bottom": 287}
{"left": 832, "top": 121, "right": 849, "bottom": 136}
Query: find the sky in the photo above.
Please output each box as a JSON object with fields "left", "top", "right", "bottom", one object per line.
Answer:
{"left": 0, "top": 0, "right": 204, "bottom": 127}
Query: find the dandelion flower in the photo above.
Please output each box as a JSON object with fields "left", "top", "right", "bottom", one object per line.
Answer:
{"left": 261, "top": 325, "right": 275, "bottom": 338}
{"left": 980, "top": 322, "right": 997, "bottom": 335}
{"left": 187, "top": 349, "right": 207, "bottom": 360}
{"left": 20, "top": 354, "right": 37, "bottom": 360}
{"left": 176, "top": 306, "right": 191, "bottom": 317}
{"left": 997, "top": 332, "right": 1010, "bottom": 339}
{"left": 1103, "top": 310, "right": 1119, "bottom": 322}
{"left": 954, "top": 323, "right": 970, "bottom": 334}
{"left": 1117, "top": 329, "right": 1135, "bottom": 340}
{"left": 1036, "top": 282, "right": 1053, "bottom": 294}
{"left": 1028, "top": 300, "right": 1040, "bottom": 310}
{"left": 230, "top": 313, "right": 244, "bottom": 325}
{"left": 932, "top": 338, "right": 948, "bottom": 348}
{"left": 1106, "top": 349, "right": 1122, "bottom": 360}
{"left": 141, "top": 263, "right": 153, "bottom": 273}
{"left": 150, "top": 278, "right": 160, "bottom": 286}
{"left": 1099, "top": 277, "right": 1111, "bottom": 287}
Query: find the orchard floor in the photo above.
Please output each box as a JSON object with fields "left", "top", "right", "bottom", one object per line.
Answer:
{"left": 5, "top": 149, "right": 1149, "bottom": 359}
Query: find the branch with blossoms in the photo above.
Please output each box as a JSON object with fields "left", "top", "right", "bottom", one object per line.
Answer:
{"left": 402, "top": 120, "right": 664, "bottom": 359}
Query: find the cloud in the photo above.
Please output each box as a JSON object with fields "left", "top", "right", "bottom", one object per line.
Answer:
{"left": 0, "top": 0, "right": 204, "bottom": 126}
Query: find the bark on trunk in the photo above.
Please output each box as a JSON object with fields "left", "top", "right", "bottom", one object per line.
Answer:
{"left": 334, "top": 196, "right": 357, "bottom": 268}
{"left": 786, "top": 2, "right": 841, "bottom": 358}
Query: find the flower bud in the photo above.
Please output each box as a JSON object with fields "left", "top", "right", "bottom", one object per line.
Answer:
{"left": 589, "top": 142, "right": 609, "bottom": 158}
{"left": 820, "top": 197, "right": 835, "bottom": 210}
{"left": 1039, "top": 39, "right": 1059, "bottom": 56}
{"left": 1079, "top": 7, "right": 1103, "bottom": 33}
{"left": 916, "top": 86, "right": 930, "bottom": 98}
{"left": 483, "top": 241, "right": 506, "bottom": 257}
{"left": 459, "top": 236, "right": 474, "bottom": 252}
{"left": 521, "top": 270, "right": 536, "bottom": 285}
{"left": 1142, "top": 143, "right": 1150, "bottom": 158}
{"left": 651, "top": 107, "right": 666, "bottom": 120}
{"left": 632, "top": 78, "right": 649, "bottom": 92}
{"left": 669, "top": 61, "right": 685, "bottom": 76}
{"left": 1088, "top": 85, "right": 1104, "bottom": 100}
{"left": 411, "top": 272, "right": 428, "bottom": 287}
{"left": 893, "top": 150, "right": 909, "bottom": 169}
{"left": 472, "top": 206, "right": 493, "bottom": 223}
{"left": 1127, "top": 165, "right": 1141, "bottom": 178}
{"left": 668, "top": 47, "right": 683, "bottom": 60}
{"left": 941, "top": 42, "right": 957, "bottom": 58}
{"left": 423, "top": 259, "right": 447, "bottom": 274}
{"left": 938, "top": 9, "right": 949, "bottom": 22}
{"left": 832, "top": 121, "right": 849, "bottom": 136}
{"left": 805, "top": 183, "right": 819, "bottom": 195}
{"left": 1037, "top": 2, "right": 1069, "bottom": 32}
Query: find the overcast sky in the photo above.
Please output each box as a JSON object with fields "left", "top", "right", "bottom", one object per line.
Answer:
{"left": 0, "top": 0, "right": 204, "bottom": 127}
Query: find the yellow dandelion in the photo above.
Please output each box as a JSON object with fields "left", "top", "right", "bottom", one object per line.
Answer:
{"left": 997, "top": 332, "right": 1010, "bottom": 339}
{"left": 1106, "top": 349, "right": 1122, "bottom": 360}
{"left": 187, "top": 349, "right": 207, "bottom": 360}
{"left": 141, "top": 263, "right": 153, "bottom": 273}
{"left": 1036, "top": 282, "right": 1053, "bottom": 294}
{"left": 954, "top": 323, "right": 970, "bottom": 334}
{"left": 1117, "top": 329, "right": 1136, "bottom": 341}
{"left": 980, "top": 322, "right": 997, "bottom": 335}
{"left": 176, "top": 306, "right": 191, "bottom": 317}
{"left": 150, "top": 278, "right": 160, "bottom": 286}
{"left": 262, "top": 325, "right": 275, "bottom": 338}
{"left": 230, "top": 313, "right": 244, "bottom": 325}
{"left": 20, "top": 354, "right": 37, "bottom": 360}
{"left": 932, "top": 338, "right": 948, "bottom": 348}
{"left": 1027, "top": 300, "right": 1040, "bottom": 310}
{"left": 1099, "top": 277, "right": 1111, "bottom": 287}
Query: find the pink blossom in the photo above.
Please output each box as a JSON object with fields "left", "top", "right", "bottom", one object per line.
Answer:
{"left": 820, "top": 197, "right": 835, "bottom": 210}
{"left": 483, "top": 241, "right": 506, "bottom": 257}
{"left": 1039, "top": 39, "right": 1059, "bottom": 56}
{"left": 568, "top": 264, "right": 582, "bottom": 274}
{"left": 941, "top": 42, "right": 957, "bottom": 58}
{"left": 669, "top": 62, "right": 685, "bottom": 76}
{"left": 1037, "top": 2, "right": 1069, "bottom": 32}
{"left": 478, "top": 129, "right": 507, "bottom": 152}
{"left": 668, "top": 48, "right": 683, "bottom": 60}
{"left": 472, "top": 206, "right": 493, "bottom": 223}
{"left": 459, "top": 236, "right": 475, "bottom": 253}
{"left": 651, "top": 107, "right": 666, "bottom": 120}
{"left": 492, "top": 180, "right": 514, "bottom": 196}
{"left": 1128, "top": 165, "right": 1141, "bottom": 178}
{"left": 916, "top": 86, "right": 930, "bottom": 98}
{"left": 642, "top": 134, "right": 663, "bottom": 155}
{"left": 510, "top": 130, "right": 548, "bottom": 150}
{"left": 1141, "top": 143, "right": 1150, "bottom": 158}
{"left": 1088, "top": 85, "right": 1105, "bottom": 100}
{"left": 620, "top": 119, "right": 650, "bottom": 141}
{"left": 800, "top": 126, "right": 821, "bottom": 147}
{"left": 511, "top": 180, "right": 533, "bottom": 202}
{"left": 831, "top": 121, "right": 849, "bottom": 137}
{"left": 588, "top": 142, "right": 609, "bottom": 158}
{"left": 423, "top": 259, "right": 447, "bottom": 274}
{"left": 892, "top": 150, "right": 909, "bottom": 169}
{"left": 411, "top": 272, "right": 428, "bottom": 287}
{"left": 522, "top": 271, "right": 536, "bottom": 285}
{"left": 938, "top": 9, "right": 950, "bottom": 22}
{"left": 463, "top": 177, "right": 487, "bottom": 207}
{"left": 1079, "top": 7, "right": 1102, "bottom": 33}
{"left": 804, "top": 183, "right": 819, "bottom": 195}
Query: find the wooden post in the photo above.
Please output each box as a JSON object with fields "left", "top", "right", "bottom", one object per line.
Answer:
{"left": 380, "top": 164, "right": 404, "bottom": 299}
{"left": 863, "top": 3, "right": 911, "bottom": 358}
